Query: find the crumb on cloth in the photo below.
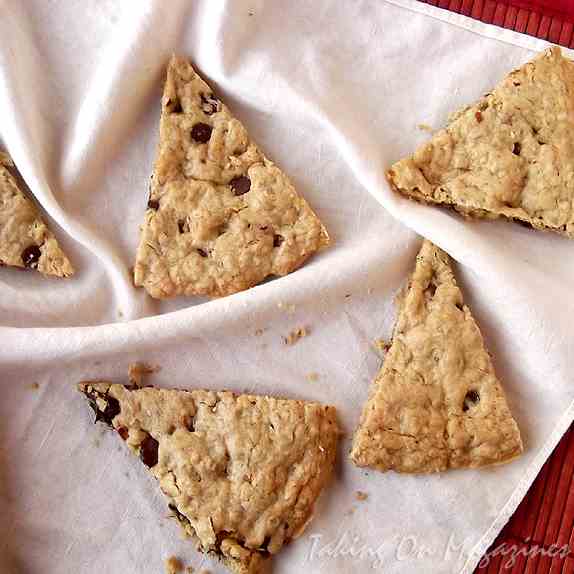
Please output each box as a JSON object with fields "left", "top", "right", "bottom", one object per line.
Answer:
{"left": 355, "top": 491, "right": 368, "bottom": 502}
{"left": 128, "top": 362, "right": 159, "bottom": 387}
{"left": 283, "top": 327, "right": 309, "bottom": 346}
{"left": 417, "top": 123, "right": 434, "bottom": 133}
{"left": 307, "top": 372, "right": 319, "bottom": 382}
{"left": 165, "top": 556, "right": 183, "bottom": 574}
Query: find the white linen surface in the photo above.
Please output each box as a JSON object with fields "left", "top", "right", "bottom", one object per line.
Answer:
{"left": 1, "top": 1, "right": 573, "bottom": 572}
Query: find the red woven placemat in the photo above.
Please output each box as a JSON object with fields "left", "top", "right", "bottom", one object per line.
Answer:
{"left": 415, "top": 2, "right": 574, "bottom": 572}
{"left": 420, "top": 0, "right": 574, "bottom": 46}
{"left": 476, "top": 427, "right": 574, "bottom": 572}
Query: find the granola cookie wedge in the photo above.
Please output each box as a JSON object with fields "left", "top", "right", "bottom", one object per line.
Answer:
{"left": 78, "top": 380, "right": 339, "bottom": 574}
{"left": 0, "top": 152, "right": 73, "bottom": 277}
{"left": 134, "top": 56, "right": 329, "bottom": 298}
{"left": 388, "top": 47, "right": 574, "bottom": 238}
{"left": 351, "top": 240, "right": 522, "bottom": 473}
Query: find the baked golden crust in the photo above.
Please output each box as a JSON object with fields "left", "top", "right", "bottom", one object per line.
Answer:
{"left": 134, "top": 56, "right": 328, "bottom": 298}
{"left": 0, "top": 152, "right": 73, "bottom": 277}
{"left": 388, "top": 47, "right": 574, "bottom": 238}
{"left": 350, "top": 240, "right": 523, "bottom": 473}
{"left": 78, "top": 381, "right": 339, "bottom": 573}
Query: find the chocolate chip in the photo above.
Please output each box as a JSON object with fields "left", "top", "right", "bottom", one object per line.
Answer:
{"left": 186, "top": 415, "right": 195, "bottom": 432}
{"left": 200, "top": 92, "right": 219, "bottom": 116}
{"left": 166, "top": 97, "right": 183, "bottom": 114}
{"left": 190, "top": 122, "right": 212, "bottom": 143}
{"left": 426, "top": 282, "right": 437, "bottom": 297}
{"left": 139, "top": 434, "right": 159, "bottom": 467}
{"left": 197, "top": 248, "right": 208, "bottom": 258}
{"left": 101, "top": 397, "right": 120, "bottom": 424}
{"left": 475, "top": 111, "right": 483, "bottom": 123}
{"left": 21, "top": 245, "right": 41, "bottom": 268}
{"left": 229, "top": 175, "right": 251, "bottom": 196}
{"left": 462, "top": 390, "right": 480, "bottom": 412}
{"left": 178, "top": 219, "right": 187, "bottom": 233}
{"left": 87, "top": 393, "right": 121, "bottom": 426}
{"left": 260, "top": 536, "right": 272, "bottom": 554}
{"left": 455, "top": 302, "right": 464, "bottom": 311}
{"left": 514, "top": 219, "right": 533, "bottom": 230}
{"left": 117, "top": 427, "right": 129, "bottom": 440}
{"left": 512, "top": 142, "right": 521, "bottom": 156}
{"left": 148, "top": 199, "right": 160, "bottom": 210}
{"left": 273, "top": 234, "right": 284, "bottom": 247}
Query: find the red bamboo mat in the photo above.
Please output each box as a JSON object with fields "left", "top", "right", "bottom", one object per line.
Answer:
{"left": 414, "top": 2, "right": 574, "bottom": 572}
{"left": 419, "top": 0, "right": 574, "bottom": 47}
{"left": 476, "top": 426, "right": 574, "bottom": 572}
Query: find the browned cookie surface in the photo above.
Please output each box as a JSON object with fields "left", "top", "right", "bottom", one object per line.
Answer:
{"left": 388, "top": 47, "right": 574, "bottom": 238}
{"left": 351, "top": 240, "right": 523, "bottom": 473}
{"left": 134, "top": 57, "right": 328, "bottom": 298}
{"left": 78, "top": 381, "right": 339, "bottom": 574}
{"left": 0, "top": 152, "right": 73, "bottom": 277}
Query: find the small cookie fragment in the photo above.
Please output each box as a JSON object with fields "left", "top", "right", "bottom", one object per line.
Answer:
{"left": 350, "top": 240, "right": 523, "bottom": 473}
{"left": 355, "top": 491, "right": 368, "bottom": 502}
{"left": 128, "top": 362, "right": 158, "bottom": 388}
{"left": 165, "top": 556, "right": 183, "bottom": 574}
{"left": 416, "top": 123, "right": 434, "bottom": 133}
{"left": 0, "top": 152, "right": 73, "bottom": 277}
{"left": 78, "top": 377, "right": 339, "bottom": 574}
{"left": 134, "top": 56, "right": 329, "bottom": 299}
{"left": 283, "top": 327, "right": 308, "bottom": 346}
{"left": 388, "top": 47, "right": 574, "bottom": 238}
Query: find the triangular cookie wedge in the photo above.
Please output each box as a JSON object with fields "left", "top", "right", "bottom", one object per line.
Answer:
{"left": 134, "top": 56, "right": 329, "bottom": 298}
{"left": 0, "top": 152, "right": 73, "bottom": 277}
{"left": 388, "top": 47, "right": 574, "bottom": 238}
{"left": 350, "top": 240, "right": 522, "bottom": 473}
{"left": 78, "top": 380, "right": 339, "bottom": 573}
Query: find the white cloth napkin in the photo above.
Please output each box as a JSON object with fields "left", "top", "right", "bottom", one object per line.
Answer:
{"left": 1, "top": 1, "right": 573, "bottom": 572}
